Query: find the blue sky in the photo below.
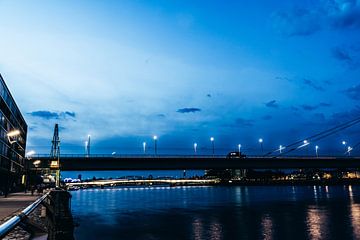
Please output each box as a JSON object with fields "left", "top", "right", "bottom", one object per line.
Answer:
{"left": 1, "top": 0, "right": 360, "bottom": 156}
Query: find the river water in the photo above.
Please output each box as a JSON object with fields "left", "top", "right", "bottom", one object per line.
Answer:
{"left": 71, "top": 185, "right": 360, "bottom": 240}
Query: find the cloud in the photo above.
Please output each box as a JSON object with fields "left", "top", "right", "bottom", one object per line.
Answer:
{"left": 344, "top": 84, "right": 360, "bottom": 100}
{"left": 327, "top": 106, "right": 360, "bottom": 125}
{"left": 331, "top": 45, "right": 359, "bottom": 69}
{"left": 28, "top": 110, "right": 76, "bottom": 120}
{"left": 156, "top": 114, "right": 166, "bottom": 118}
{"left": 302, "top": 78, "right": 324, "bottom": 91}
{"left": 262, "top": 115, "right": 273, "bottom": 120}
{"left": 301, "top": 104, "right": 319, "bottom": 111}
{"left": 176, "top": 108, "right": 201, "bottom": 113}
{"left": 272, "top": 7, "right": 322, "bottom": 36}
{"left": 265, "top": 100, "right": 279, "bottom": 108}
{"left": 272, "top": 1, "right": 360, "bottom": 37}
{"left": 301, "top": 102, "right": 332, "bottom": 111}
{"left": 206, "top": 94, "right": 212, "bottom": 98}
{"left": 235, "top": 118, "right": 254, "bottom": 127}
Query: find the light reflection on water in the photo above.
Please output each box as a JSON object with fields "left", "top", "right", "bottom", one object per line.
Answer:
{"left": 71, "top": 185, "right": 360, "bottom": 240}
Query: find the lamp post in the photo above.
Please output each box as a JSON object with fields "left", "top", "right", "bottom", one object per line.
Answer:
{"left": 194, "top": 143, "right": 197, "bottom": 155}
{"left": 210, "top": 137, "right": 214, "bottom": 156}
{"left": 303, "top": 140, "right": 309, "bottom": 155}
{"left": 25, "top": 150, "right": 35, "bottom": 193}
{"left": 238, "top": 144, "right": 241, "bottom": 155}
{"left": 153, "top": 136, "right": 158, "bottom": 155}
{"left": 347, "top": 146, "right": 353, "bottom": 156}
{"left": 315, "top": 145, "right": 319, "bottom": 158}
{"left": 143, "top": 142, "right": 146, "bottom": 154}
{"left": 342, "top": 141, "right": 347, "bottom": 154}
{"left": 259, "top": 138, "right": 263, "bottom": 154}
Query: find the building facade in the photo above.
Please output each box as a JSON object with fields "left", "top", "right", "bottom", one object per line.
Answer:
{"left": 0, "top": 74, "right": 27, "bottom": 195}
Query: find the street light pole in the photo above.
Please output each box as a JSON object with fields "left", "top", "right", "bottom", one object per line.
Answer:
{"left": 143, "top": 142, "right": 146, "bottom": 154}
{"left": 259, "top": 138, "right": 263, "bottom": 154}
{"left": 315, "top": 145, "right": 319, "bottom": 158}
{"left": 194, "top": 143, "right": 197, "bottom": 155}
{"left": 210, "top": 137, "right": 214, "bottom": 156}
{"left": 153, "top": 136, "right": 157, "bottom": 155}
{"left": 238, "top": 144, "right": 241, "bottom": 155}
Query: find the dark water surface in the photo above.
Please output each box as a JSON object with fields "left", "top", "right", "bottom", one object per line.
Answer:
{"left": 71, "top": 185, "right": 360, "bottom": 240}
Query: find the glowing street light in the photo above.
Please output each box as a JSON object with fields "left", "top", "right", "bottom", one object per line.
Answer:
{"left": 153, "top": 136, "right": 158, "bottom": 155}
{"left": 279, "top": 145, "right": 285, "bottom": 154}
{"left": 143, "top": 142, "right": 146, "bottom": 154}
{"left": 7, "top": 129, "right": 20, "bottom": 144}
{"left": 315, "top": 145, "right": 319, "bottom": 158}
{"left": 210, "top": 137, "right": 215, "bottom": 155}
{"left": 347, "top": 146, "right": 353, "bottom": 156}
{"left": 342, "top": 141, "right": 347, "bottom": 153}
{"left": 238, "top": 144, "right": 241, "bottom": 154}
{"left": 259, "top": 138, "right": 263, "bottom": 154}
{"left": 194, "top": 143, "right": 197, "bottom": 154}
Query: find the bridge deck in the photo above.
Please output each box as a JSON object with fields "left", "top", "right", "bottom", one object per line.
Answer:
{"left": 32, "top": 156, "right": 360, "bottom": 171}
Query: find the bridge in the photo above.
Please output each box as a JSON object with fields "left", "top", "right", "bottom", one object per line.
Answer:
{"left": 31, "top": 154, "right": 360, "bottom": 171}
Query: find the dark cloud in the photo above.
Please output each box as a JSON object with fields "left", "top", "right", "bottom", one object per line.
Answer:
{"left": 344, "top": 84, "right": 360, "bottom": 100}
{"left": 301, "top": 102, "right": 331, "bottom": 111}
{"left": 262, "top": 115, "right": 272, "bottom": 120}
{"left": 332, "top": 45, "right": 359, "bottom": 69}
{"left": 319, "top": 102, "right": 332, "bottom": 107}
{"left": 272, "top": 8, "right": 321, "bottom": 36}
{"left": 176, "top": 108, "right": 201, "bottom": 113}
{"left": 235, "top": 118, "right": 254, "bottom": 127}
{"left": 301, "top": 104, "right": 319, "bottom": 111}
{"left": 206, "top": 94, "right": 212, "bottom": 98}
{"left": 28, "top": 110, "right": 76, "bottom": 120}
{"left": 273, "top": 1, "right": 360, "bottom": 37}
{"left": 265, "top": 100, "right": 279, "bottom": 108}
{"left": 302, "top": 78, "right": 324, "bottom": 91}
{"left": 327, "top": 106, "right": 360, "bottom": 125}
{"left": 332, "top": 46, "right": 352, "bottom": 61}
{"left": 156, "top": 114, "right": 166, "bottom": 118}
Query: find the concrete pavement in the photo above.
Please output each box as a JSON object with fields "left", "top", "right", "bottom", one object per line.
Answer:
{"left": 0, "top": 192, "right": 38, "bottom": 222}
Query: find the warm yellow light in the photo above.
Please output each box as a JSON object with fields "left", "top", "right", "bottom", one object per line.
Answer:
{"left": 7, "top": 129, "right": 20, "bottom": 137}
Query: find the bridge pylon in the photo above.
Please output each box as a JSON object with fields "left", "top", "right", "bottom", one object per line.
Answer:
{"left": 50, "top": 124, "right": 60, "bottom": 187}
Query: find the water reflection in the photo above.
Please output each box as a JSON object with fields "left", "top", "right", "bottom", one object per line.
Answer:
{"left": 306, "top": 207, "right": 329, "bottom": 240}
{"left": 71, "top": 186, "right": 360, "bottom": 240}
{"left": 261, "top": 214, "right": 273, "bottom": 240}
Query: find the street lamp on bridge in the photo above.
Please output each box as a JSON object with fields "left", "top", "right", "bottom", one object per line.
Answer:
{"left": 210, "top": 137, "right": 214, "bottom": 155}
{"left": 347, "top": 146, "right": 353, "bottom": 156}
{"left": 259, "top": 138, "right": 263, "bottom": 154}
{"left": 238, "top": 144, "right": 241, "bottom": 154}
{"left": 143, "top": 142, "right": 146, "bottom": 154}
{"left": 194, "top": 143, "right": 197, "bottom": 155}
{"left": 315, "top": 145, "right": 319, "bottom": 158}
{"left": 153, "top": 136, "right": 158, "bottom": 155}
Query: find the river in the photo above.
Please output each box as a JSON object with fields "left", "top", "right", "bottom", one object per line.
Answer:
{"left": 71, "top": 185, "right": 360, "bottom": 239}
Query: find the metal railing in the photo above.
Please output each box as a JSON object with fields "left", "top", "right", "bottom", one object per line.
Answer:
{"left": 0, "top": 191, "right": 50, "bottom": 239}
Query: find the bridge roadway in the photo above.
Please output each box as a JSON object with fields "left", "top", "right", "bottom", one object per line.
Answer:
{"left": 31, "top": 155, "right": 360, "bottom": 171}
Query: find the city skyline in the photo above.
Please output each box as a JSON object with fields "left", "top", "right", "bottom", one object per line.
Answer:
{"left": 0, "top": 0, "right": 359, "bottom": 154}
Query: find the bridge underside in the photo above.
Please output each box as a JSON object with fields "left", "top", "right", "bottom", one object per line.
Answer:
{"left": 32, "top": 157, "right": 360, "bottom": 171}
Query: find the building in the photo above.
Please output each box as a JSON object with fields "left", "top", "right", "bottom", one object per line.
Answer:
{"left": 0, "top": 74, "right": 27, "bottom": 195}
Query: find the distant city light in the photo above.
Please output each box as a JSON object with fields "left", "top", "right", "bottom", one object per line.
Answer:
{"left": 7, "top": 129, "right": 20, "bottom": 137}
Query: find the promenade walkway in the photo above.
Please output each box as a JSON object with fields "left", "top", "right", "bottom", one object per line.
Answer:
{"left": 0, "top": 192, "right": 38, "bottom": 222}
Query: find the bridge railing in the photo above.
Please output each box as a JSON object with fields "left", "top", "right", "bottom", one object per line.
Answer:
{"left": 31, "top": 154, "right": 359, "bottom": 159}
